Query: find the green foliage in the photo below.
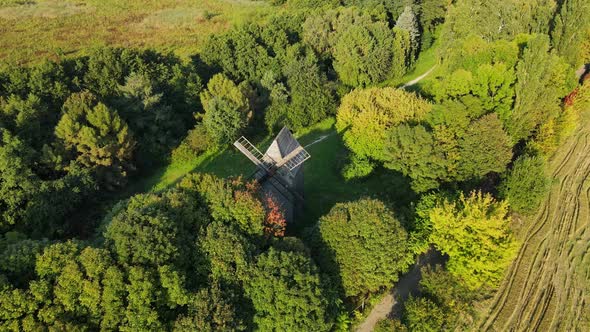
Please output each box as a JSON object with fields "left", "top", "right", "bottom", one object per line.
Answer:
{"left": 303, "top": 7, "right": 413, "bottom": 86}
{"left": 171, "top": 124, "right": 211, "bottom": 163}
{"left": 174, "top": 280, "right": 248, "bottom": 331}
{"left": 0, "top": 130, "right": 96, "bottom": 236}
{"left": 428, "top": 191, "right": 518, "bottom": 289}
{"left": 499, "top": 155, "right": 549, "bottom": 215}
{"left": 417, "top": 265, "right": 478, "bottom": 330}
{"left": 333, "top": 22, "right": 397, "bottom": 87}
{"left": 0, "top": 233, "right": 48, "bottom": 286}
{"left": 457, "top": 113, "right": 513, "bottom": 179}
{"left": 178, "top": 173, "right": 266, "bottom": 238}
{"left": 418, "top": 0, "right": 448, "bottom": 49}
{"left": 384, "top": 124, "right": 448, "bottom": 193}
{"left": 200, "top": 74, "right": 250, "bottom": 147}
{"left": 551, "top": 0, "right": 590, "bottom": 66}
{"left": 104, "top": 190, "right": 207, "bottom": 269}
{"left": 245, "top": 246, "right": 333, "bottom": 332}
{"left": 199, "top": 221, "right": 255, "bottom": 282}
{"left": 336, "top": 87, "right": 432, "bottom": 162}
{"left": 342, "top": 154, "right": 375, "bottom": 180}
{"left": 374, "top": 318, "right": 408, "bottom": 332}
{"left": 302, "top": 8, "right": 373, "bottom": 59}
{"left": 403, "top": 296, "right": 446, "bottom": 332}
{"left": 318, "top": 198, "right": 413, "bottom": 298}
{"left": 509, "top": 34, "right": 575, "bottom": 141}
{"left": 281, "top": 52, "right": 335, "bottom": 130}
{"left": 55, "top": 92, "right": 136, "bottom": 187}
{"left": 201, "top": 24, "right": 274, "bottom": 82}
{"left": 0, "top": 94, "right": 49, "bottom": 148}
{"left": 442, "top": 0, "right": 556, "bottom": 45}
{"left": 117, "top": 72, "right": 180, "bottom": 161}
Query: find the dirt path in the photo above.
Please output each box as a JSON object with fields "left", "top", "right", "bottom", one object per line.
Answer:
{"left": 402, "top": 65, "right": 436, "bottom": 88}
{"left": 477, "top": 110, "right": 590, "bottom": 331}
{"left": 355, "top": 251, "right": 444, "bottom": 332}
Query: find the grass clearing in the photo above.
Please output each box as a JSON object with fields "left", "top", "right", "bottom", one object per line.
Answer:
{"left": 125, "top": 118, "right": 416, "bottom": 229}
{"left": 0, "top": 0, "right": 274, "bottom": 63}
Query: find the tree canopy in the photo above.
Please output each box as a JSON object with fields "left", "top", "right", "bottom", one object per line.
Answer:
{"left": 428, "top": 192, "right": 518, "bottom": 289}
{"left": 317, "top": 198, "right": 413, "bottom": 298}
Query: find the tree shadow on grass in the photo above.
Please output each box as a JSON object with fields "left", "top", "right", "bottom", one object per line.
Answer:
{"left": 295, "top": 123, "right": 418, "bottom": 234}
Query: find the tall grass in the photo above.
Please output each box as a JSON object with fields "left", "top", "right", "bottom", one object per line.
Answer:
{"left": 0, "top": 0, "right": 274, "bottom": 64}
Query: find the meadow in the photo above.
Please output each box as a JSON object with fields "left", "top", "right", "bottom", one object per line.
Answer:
{"left": 0, "top": 0, "right": 273, "bottom": 64}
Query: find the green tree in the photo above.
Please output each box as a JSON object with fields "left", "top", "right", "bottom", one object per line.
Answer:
{"left": 403, "top": 296, "right": 445, "bottom": 332}
{"left": 509, "top": 34, "right": 575, "bottom": 141}
{"left": 417, "top": 265, "right": 478, "bottom": 330}
{"left": 118, "top": 72, "right": 180, "bottom": 160}
{"left": 200, "top": 74, "right": 250, "bottom": 146}
{"left": 104, "top": 191, "right": 207, "bottom": 270}
{"left": 551, "top": 0, "right": 590, "bottom": 66}
{"left": 336, "top": 87, "right": 432, "bottom": 162}
{"left": 428, "top": 191, "right": 518, "bottom": 289}
{"left": 178, "top": 173, "right": 265, "bottom": 238}
{"left": 174, "top": 280, "right": 248, "bottom": 332}
{"left": 0, "top": 94, "right": 49, "bottom": 147}
{"left": 201, "top": 24, "right": 273, "bottom": 82}
{"left": 418, "top": 0, "right": 448, "bottom": 49}
{"left": 333, "top": 22, "right": 397, "bottom": 87}
{"left": 199, "top": 221, "right": 255, "bottom": 282}
{"left": 318, "top": 198, "right": 413, "bottom": 298}
{"left": 124, "top": 266, "right": 164, "bottom": 331}
{"left": 281, "top": 52, "right": 335, "bottom": 130}
{"left": 302, "top": 8, "right": 373, "bottom": 59}
{"left": 0, "top": 233, "right": 49, "bottom": 287}
{"left": 55, "top": 92, "right": 136, "bottom": 187}
{"left": 499, "top": 155, "right": 549, "bottom": 215}
{"left": 245, "top": 246, "right": 333, "bottom": 331}
{"left": 384, "top": 124, "right": 449, "bottom": 192}
{"left": 83, "top": 48, "right": 128, "bottom": 98}
{"left": 0, "top": 130, "right": 38, "bottom": 229}
{"left": 458, "top": 113, "right": 513, "bottom": 180}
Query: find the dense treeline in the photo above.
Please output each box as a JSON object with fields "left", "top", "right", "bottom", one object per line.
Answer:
{"left": 1, "top": 0, "right": 589, "bottom": 330}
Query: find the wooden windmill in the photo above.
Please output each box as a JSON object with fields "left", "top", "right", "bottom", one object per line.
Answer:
{"left": 233, "top": 127, "right": 310, "bottom": 223}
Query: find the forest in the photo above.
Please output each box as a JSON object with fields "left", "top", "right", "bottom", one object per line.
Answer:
{"left": 0, "top": 0, "right": 589, "bottom": 331}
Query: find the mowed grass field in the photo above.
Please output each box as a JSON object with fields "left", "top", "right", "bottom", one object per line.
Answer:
{"left": 0, "top": 0, "right": 273, "bottom": 64}
{"left": 476, "top": 107, "right": 590, "bottom": 331}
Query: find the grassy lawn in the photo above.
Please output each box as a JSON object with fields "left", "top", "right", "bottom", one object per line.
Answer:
{"left": 379, "top": 28, "right": 444, "bottom": 90}
{"left": 127, "top": 118, "right": 416, "bottom": 230}
{"left": 0, "top": 0, "right": 273, "bottom": 64}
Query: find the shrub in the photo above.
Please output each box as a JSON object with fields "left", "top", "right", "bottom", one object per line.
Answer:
{"left": 499, "top": 155, "right": 549, "bottom": 215}
{"left": 341, "top": 155, "right": 375, "bottom": 180}
{"left": 171, "top": 125, "right": 211, "bottom": 163}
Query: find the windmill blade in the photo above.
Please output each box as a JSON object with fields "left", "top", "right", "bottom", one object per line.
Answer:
{"left": 275, "top": 145, "right": 311, "bottom": 172}
{"left": 233, "top": 136, "right": 275, "bottom": 171}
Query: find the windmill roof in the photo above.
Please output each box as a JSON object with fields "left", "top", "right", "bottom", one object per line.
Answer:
{"left": 265, "top": 127, "right": 301, "bottom": 160}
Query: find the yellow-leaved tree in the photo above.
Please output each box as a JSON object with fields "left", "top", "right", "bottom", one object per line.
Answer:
{"left": 428, "top": 191, "right": 518, "bottom": 289}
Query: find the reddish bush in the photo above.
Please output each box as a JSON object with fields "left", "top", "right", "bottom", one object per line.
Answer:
{"left": 264, "top": 195, "right": 286, "bottom": 238}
